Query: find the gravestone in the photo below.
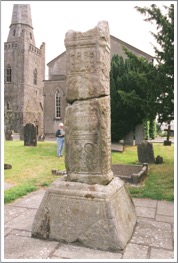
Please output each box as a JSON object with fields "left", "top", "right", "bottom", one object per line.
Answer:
{"left": 32, "top": 21, "right": 137, "bottom": 252}
{"left": 38, "top": 134, "right": 45, "bottom": 141}
{"left": 135, "top": 124, "right": 145, "bottom": 145}
{"left": 24, "top": 123, "right": 37, "bottom": 146}
{"left": 5, "top": 129, "right": 13, "bottom": 141}
{"left": 137, "top": 141, "right": 155, "bottom": 163}
{"left": 4, "top": 163, "right": 12, "bottom": 169}
{"left": 124, "top": 130, "right": 134, "bottom": 145}
{"left": 155, "top": 155, "right": 163, "bottom": 164}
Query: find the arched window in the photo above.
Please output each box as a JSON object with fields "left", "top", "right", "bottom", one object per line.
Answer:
{"left": 6, "top": 65, "right": 12, "bottom": 82}
{"left": 33, "top": 68, "right": 37, "bottom": 85}
{"left": 55, "top": 90, "right": 61, "bottom": 118}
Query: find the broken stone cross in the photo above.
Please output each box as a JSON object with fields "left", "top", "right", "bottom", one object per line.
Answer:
{"left": 64, "top": 21, "right": 113, "bottom": 185}
{"left": 31, "top": 21, "right": 137, "bottom": 252}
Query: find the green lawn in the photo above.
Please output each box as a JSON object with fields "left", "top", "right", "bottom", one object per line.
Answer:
{"left": 4, "top": 140, "right": 174, "bottom": 203}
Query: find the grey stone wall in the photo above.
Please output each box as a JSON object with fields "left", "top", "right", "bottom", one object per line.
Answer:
{"left": 43, "top": 79, "right": 67, "bottom": 135}
{"left": 4, "top": 5, "right": 45, "bottom": 135}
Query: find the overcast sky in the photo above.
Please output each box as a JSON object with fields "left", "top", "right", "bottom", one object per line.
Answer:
{"left": 1, "top": 1, "right": 176, "bottom": 77}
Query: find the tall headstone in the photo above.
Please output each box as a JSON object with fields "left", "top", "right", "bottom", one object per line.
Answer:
{"left": 32, "top": 22, "right": 137, "bottom": 252}
{"left": 137, "top": 141, "right": 155, "bottom": 163}
{"left": 24, "top": 123, "right": 37, "bottom": 146}
{"left": 135, "top": 124, "right": 145, "bottom": 145}
{"left": 124, "top": 130, "right": 134, "bottom": 145}
{"left": 5, "top": 129, "right": 13, "bottom": 141}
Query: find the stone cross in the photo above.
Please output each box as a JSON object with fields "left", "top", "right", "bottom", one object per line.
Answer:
{"left": 32, "top": 22, "right": 137, "bottom": 251}
{"left": 64, "top": 21, "right": 113, "bottom": 185}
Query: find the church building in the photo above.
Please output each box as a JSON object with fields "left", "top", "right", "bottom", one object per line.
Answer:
{"left": 4, "top": 4, "right": 45, "bottom": 137}
{"left": 4, "top": 4, "right": 153, "bottom": 137}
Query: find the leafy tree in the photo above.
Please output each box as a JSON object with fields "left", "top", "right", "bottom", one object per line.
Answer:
{"left": 110, "top": 54, "right": 157, "bottom": 142}
{"left": 135, "top": 4, "right": 174, "bottom": 124}
{"left": 110, "top": 4, "right": 174, "bottom": 142}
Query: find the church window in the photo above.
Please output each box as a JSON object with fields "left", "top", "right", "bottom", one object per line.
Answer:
{"left": 13, "top": 30, "right": 16, "bottom": 36}
{"left": 30, "top": 33, "right": 32, "bottom": 39}
{"left": 55, "top": 90, "right": 61, "bottom": 118}
{"left": 33, "top": 68, "right": 37, "bottom": 85}
{"left": 6, "top": 65, "right": 12, "bottom": 82}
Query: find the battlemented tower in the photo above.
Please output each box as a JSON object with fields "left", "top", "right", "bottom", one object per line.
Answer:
{"left": 4, "top": 4, "right": 45, "bottom": 136}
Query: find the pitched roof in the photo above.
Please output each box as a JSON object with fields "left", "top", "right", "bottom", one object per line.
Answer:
{"left": 110, "top": 35, "right": 154, "bottom": 60}
{"left": 47, "top": 34, "right": 154, "bottom": 66}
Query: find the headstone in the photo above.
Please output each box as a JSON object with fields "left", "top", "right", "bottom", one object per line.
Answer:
{"left": 24, "top": 123, "right": 37, "bottom": 146}
{"left": 164, "top": 140, "right": 172, "bottom": 146}
{"left": 124, "top": 130, "right": 134, "bottom": 145}
{"left": 32, "top": 21, "right": 137, "bottom": 252}
{"left": 38, "top": 134, "right": 45, "bottom": 141}
{"left": 137, "top": 141, "right": 155, "bottom": 164}
{"left": 155, "top": 155, "right": 163, "bottom": 164}
{"left": 5, "top": 129, "right": 13, "bottom": 141}
{"left": 4, "top": 163, "right": 12, "bottom": 169}
{"left": 135, "top": 124, "right": 145, "bottom": 145}
{"left": 111, "top": 143, "right": 124, "bottom": 152}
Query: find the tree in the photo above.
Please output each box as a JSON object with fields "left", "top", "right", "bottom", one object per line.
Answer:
{"left": 135, "top": 4, "right": 174, "bottom": 124}
{"left": 110, "top": 4, "right": 174, "bottom": 142}
{"left": 110, "top": 53, "right": 157, "bottom": 142}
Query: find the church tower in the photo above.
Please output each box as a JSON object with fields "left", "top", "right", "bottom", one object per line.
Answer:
{"left": 4, "top": 4, "right": 45, "bottom": 137}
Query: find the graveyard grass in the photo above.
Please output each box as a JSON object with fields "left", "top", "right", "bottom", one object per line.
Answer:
{"left": 4, "top": 141, "right": 174, "bottom": 203}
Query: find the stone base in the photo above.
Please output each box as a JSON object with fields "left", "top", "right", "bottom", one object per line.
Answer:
{"left": 31, "top": 177, "right": 137, "bottom": 252}
{"left": 163, "top": 140, "right": 172, "bottom": 146}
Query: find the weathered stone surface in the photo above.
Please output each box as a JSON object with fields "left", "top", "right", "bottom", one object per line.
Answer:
{"left": 123, "top": 243, "right": 149, "bottom": 259}
{"left": 150, "top": 248, "right": 174, "bottom": 259}
{"left": 137, "top": 141, "right": 155, "bottom": 163}
{"left": 130, "top": 218, "right": 173, "bottom": 250}
{"left": 135, "top": 206, "right": 155, "bottom": 219}
{"left": 124, "top": 130, "right": 134, "bottom": 145}
{"left": 5, "top": 129, "right": 13, "bottom": 140}
{"left": 4, "top": 234, "right": 58, "bottom": 259}
{"left": 24, "top": 122, "right": 37, "bottom": 146}
{"left": 112, "top": 163, "right": 148, "bottom": 184}
{"left": 135, "top": 124, "right": 145, "bottom": 145}
{"left": 65, "top": 96, "right": 113, "bottom": 185}
{"left": 157, "top": 200, "right": 174, "bottom": 216}
{"left": 64, "top": 21, "right": 110, "bottom": 103}
{"left": 5, "top": 209, "right": 37, "bottom": 232}
{"left": 64, "top": 21, "right": 113, "bottom": 185}
{"left": 53, "top": 243, "right": 123, "bottom": 259}
{"left": 32, "top": 21, "right": 137, "bottom": 253}
{"left": 32, "top": 177, "right": 137, "bottom": 251}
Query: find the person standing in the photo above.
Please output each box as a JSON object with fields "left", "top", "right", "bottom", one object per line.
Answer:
{"left": 55, "top": 123, "right": 65, "bottom": 157}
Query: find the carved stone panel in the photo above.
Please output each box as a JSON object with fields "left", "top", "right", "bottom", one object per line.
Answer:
{"left": 64, "top": 21, "right": 113, "bottom": 185}
{"left": 65, "top": 21, "right": 110, "bottom": 103}
{"left": 65, "top": 97, "right": 113, "bottom": 185}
